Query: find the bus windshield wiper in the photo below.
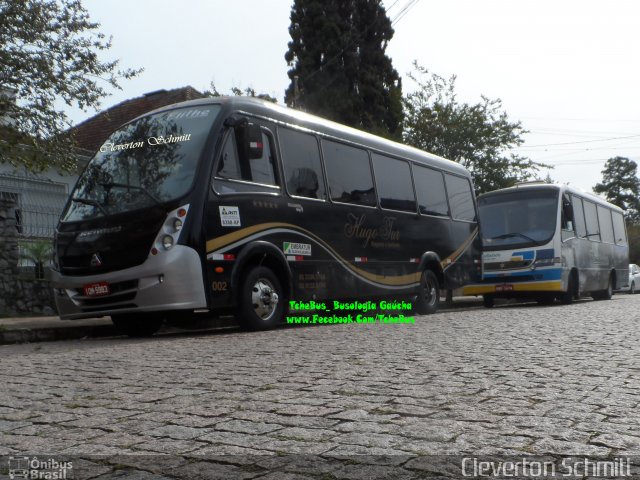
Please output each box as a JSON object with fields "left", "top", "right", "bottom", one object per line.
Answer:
{"left": 489, "top": 232, "right": 537, "bottom": 243}
{"left": 99, "top": 182, "right": 161, "bottom": 206}
{"left": 71, "top": 197, "right": 108, "bottom": 216}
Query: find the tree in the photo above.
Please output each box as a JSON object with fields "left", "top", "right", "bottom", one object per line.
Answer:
{"left": 593, "top": 156, "right": 640, "bottom": 221}
{"left": 284, "top": 0, "right": 402, "bottom": 139}
{"left": 203, "top": 83, "right": 277, "bottom": 103}
{"left": 19, "top": 239, "right": 52, "bottom": 279}
{"left": 402, "top": 62, "right": 546, "bottom": 194}
{"left": 0, "top": 0, "right": 141, "bottom": 172}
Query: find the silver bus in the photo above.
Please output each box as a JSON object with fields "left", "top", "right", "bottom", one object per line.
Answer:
{"left": 464, "top": 182, "right": 629, "bottom": 307}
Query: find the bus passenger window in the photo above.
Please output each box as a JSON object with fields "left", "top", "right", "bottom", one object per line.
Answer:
{"left": 372, "top": 154, "right": 416, "bottom": 212}
{"left": 444, "top": 174, "right": 476, "bottom": 221}
{"left": 597, "top": 205, "right": 615, "bottom": 243}
{"left": 612, "top": 211, "right": 628, "bottom": 245}
{"left": 279, "top": 128, "right": 326, "bottom": 199}
{"left": 571, "top": 195, "right": 587, "bottom": 237}
{"left": 413, "top": 165, "right": 449, "bottom": 216}
{"left": 322, "top": 140, "right": 376, "bottom": 207}
{"left": 583, "top": 200, "right": 600, "bottom": 241}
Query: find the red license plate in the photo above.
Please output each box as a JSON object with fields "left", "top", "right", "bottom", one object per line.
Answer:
{"left": 495, "top": 284, "right": 514, "bottom": 292}
{"left": 83, "top": 282, "right": 110, "bottom": 297}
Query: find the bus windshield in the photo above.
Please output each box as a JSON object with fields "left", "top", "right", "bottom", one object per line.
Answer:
{"left": 62, "top": 105, "right": 220, "bottom": 222}
{"left": 479, "top": 189, "right": 559, "bottom": 249}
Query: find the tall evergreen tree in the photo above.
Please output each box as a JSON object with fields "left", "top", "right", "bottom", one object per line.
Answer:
{"left": 284, "top": 0, "right": 402, "bottom": 139}
{"left": 593, "top": 156, "right": 640, "bottom": 221}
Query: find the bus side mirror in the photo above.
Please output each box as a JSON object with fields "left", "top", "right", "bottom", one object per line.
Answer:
{"left": 236, "top": 122, "right": 263, "bottom": 160}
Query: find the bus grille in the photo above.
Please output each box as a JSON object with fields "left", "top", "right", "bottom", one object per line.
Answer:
{"left": 485, "top": 260, "right": 533, "bottom": 271}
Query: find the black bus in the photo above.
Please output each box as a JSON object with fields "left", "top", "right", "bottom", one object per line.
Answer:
{"left": 51, "top": 97, "right": 481, "bottom": 335}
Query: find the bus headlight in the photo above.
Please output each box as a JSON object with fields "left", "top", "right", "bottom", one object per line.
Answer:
{"left": 148, "top": 204, "right": 189, "bottom": 257}
{"left": 162, "top": 235, "right": 174, "bottom": 250}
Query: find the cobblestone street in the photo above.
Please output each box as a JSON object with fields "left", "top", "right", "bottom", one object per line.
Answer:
{"left": 1, "top": 295, "right": 640, "bottom": 478}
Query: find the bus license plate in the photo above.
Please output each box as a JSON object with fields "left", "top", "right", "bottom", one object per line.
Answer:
{"left": 83, "top": 282, "right": 110, "bottom": 297}
{"left": 495, "top": 284, "right": 513, "bottom": 292}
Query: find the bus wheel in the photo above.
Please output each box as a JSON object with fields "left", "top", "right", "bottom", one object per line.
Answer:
{"left": 111, "top": 314, "right": 163, "bottom": 338}
{"left": 483, "top": 295, "right": 494, "bottom": 308}
{"left": 593, "top": 274, "right": 613, "bottom": 301}
{"left": 415, "top": 270, "right": 440, "bottom": 315}
{"left": 238, "top": 266, "right": 285, "bottom": 330}
{"left": 560, "top": 273, "right": 576, "bottom": 304}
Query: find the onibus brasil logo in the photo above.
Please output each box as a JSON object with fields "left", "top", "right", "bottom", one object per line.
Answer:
{"left": 8, "top": 457, "right": 72, "bottom": 479}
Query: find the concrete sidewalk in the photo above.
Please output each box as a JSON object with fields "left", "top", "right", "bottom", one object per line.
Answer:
{"left": 0, "top": 296, "right": 484, "bottom": 345}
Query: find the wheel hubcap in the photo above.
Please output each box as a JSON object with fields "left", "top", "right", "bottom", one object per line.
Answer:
{"left": 251, "top": 278, "right": 279, "bottom": 321}
{"left": 423, "top": 274, "right": 436, "bottom": 306}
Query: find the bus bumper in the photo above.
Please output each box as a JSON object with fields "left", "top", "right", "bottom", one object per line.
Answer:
{"left": 50, "top": 245, "right": 207, "bottom": 320}
{"left": 463, "top": 280, "right": 563, "bottom": 296}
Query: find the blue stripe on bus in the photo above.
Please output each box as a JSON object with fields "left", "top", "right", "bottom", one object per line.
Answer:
{"left": 484, "top": 268, "right": 562, "bottom": 281}
{"left": 535, "top": 248, "right": 555, "bottom": 260}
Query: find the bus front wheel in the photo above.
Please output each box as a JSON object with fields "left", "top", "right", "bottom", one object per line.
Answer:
{"left": 415, "top": 270, "right": 440, "bottom": 315}
{"left": 238, "top": 266, "right": 285, "bottom": 330}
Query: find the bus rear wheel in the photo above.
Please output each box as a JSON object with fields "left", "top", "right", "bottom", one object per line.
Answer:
{"left": 111, "top": 313, "right": 163, "bottom": 338}
{"left": 560, "top": 272, "right": 577, "bottom": 304}
{"left": 592, "top": 274, "right": 613, "bottom": 301}
{"left": 415, "top": 270, "right": 440, "bottom": 315}
{"left": 238, "top": 266, "right": 285, "bottom": 330}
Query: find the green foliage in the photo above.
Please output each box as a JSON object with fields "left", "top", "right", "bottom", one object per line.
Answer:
{"left": 203, "top": 82, "right": 277, "bottom": 103}
{"left": 0, "top": 0, "right": 141, "bottom": 173}
{"left": 402, "top": 62, "right": 547, "bottom": 194}
{"left": 593, "top": 156, "right": 640, "bottom": 222}
{"left": 284, "top": 0, "right": 402, "bottom": 139}
{"left": 19, "top": 239, "right": 52, "bottom": 279}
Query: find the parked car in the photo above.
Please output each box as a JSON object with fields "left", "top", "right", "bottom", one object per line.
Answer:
{"left": 629, "top": 264, "right": 640, "bottom": 294}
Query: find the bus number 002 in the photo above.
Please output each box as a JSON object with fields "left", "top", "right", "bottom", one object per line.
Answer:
{"left": 212, "top": 281, "right": 227, "bottom": 291}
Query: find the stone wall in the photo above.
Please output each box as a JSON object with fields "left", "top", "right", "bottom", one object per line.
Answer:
{"left": 0, "top": 197, "right": 56, "bottom": 316}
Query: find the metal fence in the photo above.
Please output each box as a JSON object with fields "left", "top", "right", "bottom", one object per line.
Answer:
{"left": 0, "top": 173, "right": 69, "bottom": 239}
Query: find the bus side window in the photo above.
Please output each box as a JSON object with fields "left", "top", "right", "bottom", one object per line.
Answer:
{"left": 216, "top": 132, "right": 241, "bottom": 180}
{"left": 561, "top": 194, "right": 574, "bottom": 231}
{"left": 214, "top": 128, "right": 278, "bottom": 189}
{"left": 248, "top": 130, "right": 278, "bottom": 186}
{"left": 322, "top": 139, "right": 376, "bottom": 207}
{"left": 597, "top": 205, "right": 615, "bottom": 243}
{"left": 412, "top": 165, "right": 449, "bottom": 217}
{"left": 444, "top": 173, "right": 476, "bottom": 222}
{"left": 371, "top": 153, "right": 416, "bottom": 212}
{"left": 583, "top": 200, "right": 600, "bottom": 241}
{"left": 279, "top": 127, "right": 326, "bottom": 200}
{"left": 571, "top": 195, "right": 587, "bottom": 238}
{"left": 612, "top": 211, "right": 628, "bottom": 246}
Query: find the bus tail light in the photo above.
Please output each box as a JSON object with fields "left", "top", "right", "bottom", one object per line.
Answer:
{"left": 150, "top": 204, "right": 190, "bottom": 256}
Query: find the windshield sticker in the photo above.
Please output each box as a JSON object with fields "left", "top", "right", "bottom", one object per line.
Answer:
{"left": 283, "top": 242, "right": 312, "bottom": 256}
{"left": 100, "top": 133, "right": 193, "bottom": 153}
{"left": 219, "top": 206, "right": 241, "bottom": 227}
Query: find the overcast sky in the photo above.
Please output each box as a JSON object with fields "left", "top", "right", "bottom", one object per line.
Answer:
{"left": 64, "top": 0, "right": 640, "bottom": 193}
